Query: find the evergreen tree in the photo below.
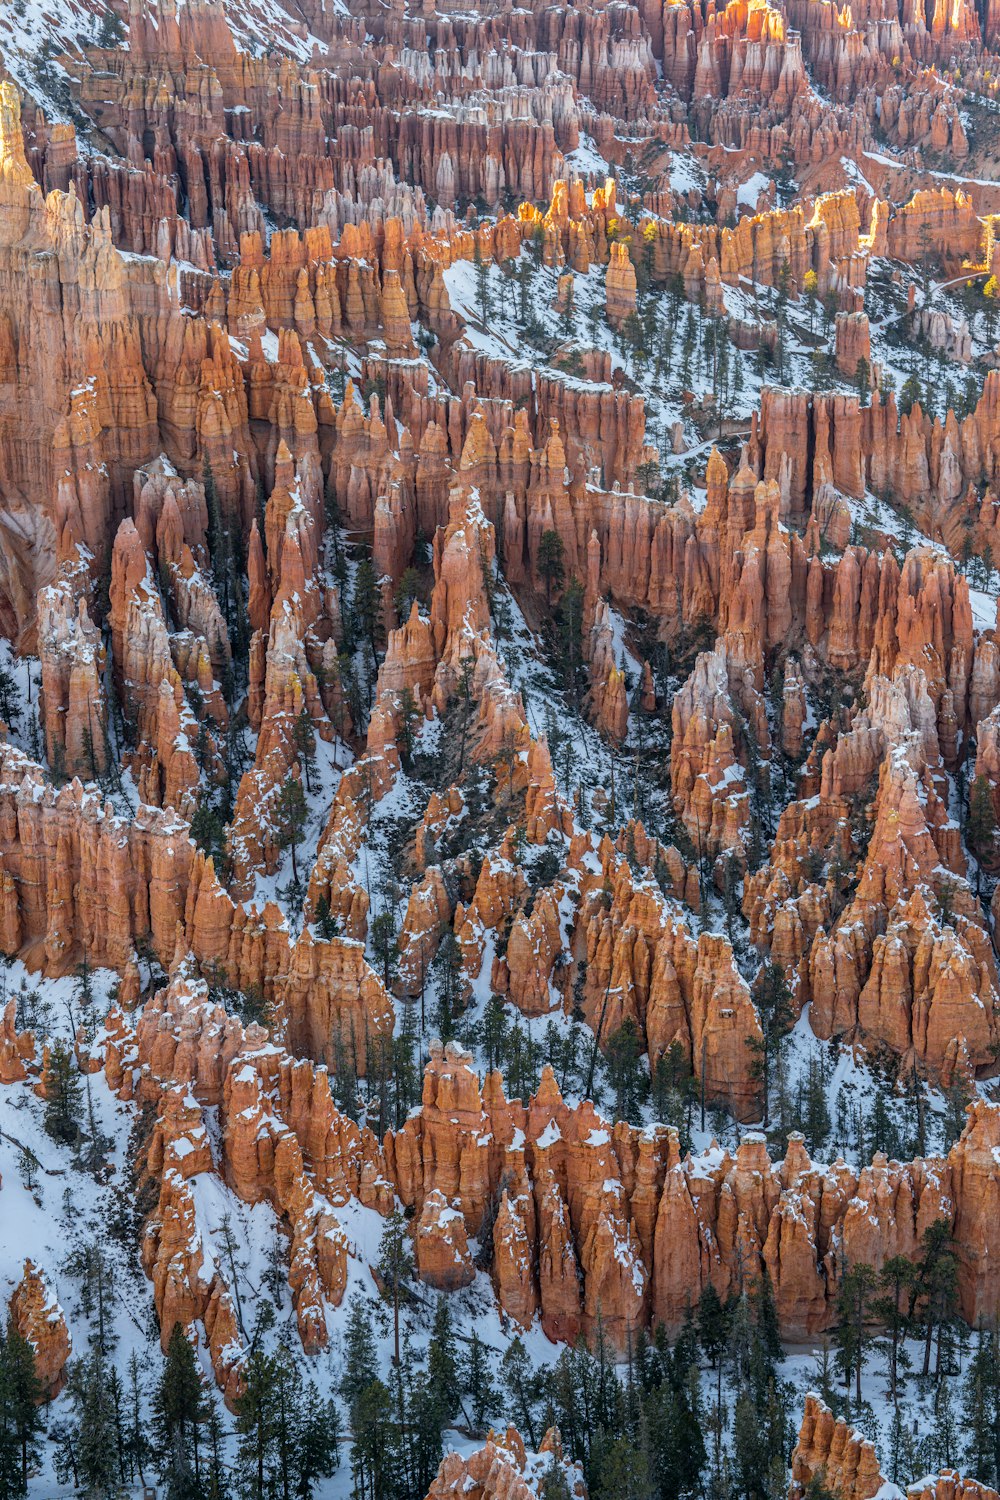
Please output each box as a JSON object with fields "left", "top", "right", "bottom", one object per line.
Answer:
{"left": 314, "top": 894, "right": 340, "bottom": 942}
{"left": 967, "top": 774, "right": 997, "bottom": 889}
{"left": 43, "top": 1038, "right": 83, "bottom": 1147}
{"left": 432, "top": 930, "right": 464, "bottom": 1042}
{"left": 915, "top": 1220, "right": 959, "bottom": 1379}
{"left": 397, "top": 686, "right": 420, "bottom": 767}
{"left": 697, "top": 1282, "right": 731, "bottom": 1436}
{"left": 70, "top": 1349, "right": 119, "bottom": 1498}
{"left": 125, "top": 1351, "right": 152, "bottom": 1490}
{"left": 932, "top": 1380, "right": 959, "bottom": 1471}
{"left": 427, "top": 1299, "right": 462, "bottom": 1433}
{"left": 340, "top": 1297, "right": 379, "bottom": 1406}
{"left": 473, "top": 239, "right": 493, "bottom": 326}
{"left": 594, "top": 1432, "right": 649, "bottom": 1500}
{"left": 747, "top": 963, "right": 794, "bottom": 1128}
{"left": 292, "top": 709, "right": 318, "bottom": 795}
{"left": 273, "top": 777, "right": 308, "bottom": 889}
{"left": 539, "top": 1458, "right": 572, "bottom": 1499}
{"left": 376, "top": 1210, "right": 413, "bottom": 1367}
{"left": 0, "top": 1320, "right": 44, "bottom": 1497}
{"left": 273, "top": 1345, "right": 339, "bottom": 1500}
{"left": 872, "top": 1255, "right": 915, "bottom": 1403}
{"left": 964, "top": 1327, "right": 1000, "bottom": 1484}
{"left": 234, "top": 1344, "right": 279, "bottom": 1500}
{"left": 834, "top": 1262, "right": 877, "bottom": 1406}
{"left": 0, "top": 670, "right": 21, "bottom": 734}
{"left": 203, "top": 1400, "right": 231, "bottom": 1500}
{"left": 349, "top": 1378, "right": 397, "bottom": 1500}
{"left": 537, "top": 530, "right": 566, "bottom": 608}
{"left": 370, "top": 911, "right": 399, "bottom": 989}
{"left": 464, "top": 1330, "right": 499, "bottom": 1434}
{"left": 602, "top": 1019, "right": 648, "bottom": 1123}
{"left": 353, "top": 554, "right": 383, "bottom": 657}
{"left": 556, "top": 577, "right": 585, "bottom": 704}
{"left": 154, "top": 1323, "right": 205, "bottom": 1498}
{"left": 559, "top": 276, "right": 576, "bottom": 338}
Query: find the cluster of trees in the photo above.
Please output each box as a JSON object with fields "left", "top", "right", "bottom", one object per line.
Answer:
{"left": 47, "top": 1321, "right": 338, "bottom": 1500}
{"left": 827, "top": 1223, "right": 962, "bottom": 1410}
{"left": 339, "top": 1274, "right": 510, "bottom": 1500}
{"left": 516, "top": 1274, "right": 794, "bottom": 1500}
{"left": 0, "top": 1322, "right": 44, "bottom": 1498}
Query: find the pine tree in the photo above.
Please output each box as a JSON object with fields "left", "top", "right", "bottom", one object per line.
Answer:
{"left": 834, "top": 1262, "right": 878, "bottom": 1406}
{"left": 464, "top": 1330, "right": 499, "bottom": 1434}
{"left": 915, "top": 1219, "right": 959, "bottom": 1379}
{"left": 964, "top": 1328, "right": 1000, "bottom": 1484}
{"left": 967, "top": 775, "right": 996, "bottom": 889}
{"left": 397, "top": 685, "right": 420, "bottom": 767}
{"left": 557, "top": 578, "right": 585, "bottom": 703}
{"left": 234, "top": 1344, "right": 279, "bottom": 1500}
{"left": 349, "top": 1378, "right": 397, "bottom": 1500}
{"left": 154, "top": 1323, "right": 205, "bottom": 1498}
{"left": 294, "top": 1380, "right": 340, "bottom": 1498}
{"left": 353, "top": 553, "right": 382, "bottom": 657}
{"left": 71, "top": 1349, "right": 119, "bottom": 1498}
{"left": 96, "top": 5, "right": 126, "bottom": 47}
{"left": 273, "top": 776, "right": 308, "bottom": 889}
{"left": 747, "top": 962, "right": 794, "bottom": 1128}
{"left": 537, "top": 530, "right": 565, "bottom": 608}
{"left": 872, "top": 1255, "right": 915, "bottom": 1402}
{"left": 370, "top": 911, "right": 399, "bottom": 988}
{"left": 43, "top": 1038, "right": 83, "bottom": 1147}
{"left": 376, "top": 1210, "right": 413, "bottom": 1367}
{"left": 203, "top": 457, "right": 225, "bottom": 587}
{"left": 432, "top": 930, "right": 464, "bottom": 1042}
{"left": 0, "top": 1320, "right": 43, "bottom": 1497}
{"left": 701, "top": 1278, "right": 731, "bottom": 1404}
{"left": 125, "top": 1351, "right": 152, "bottom": 1490}
{"left": 427, "top": 1299, "right": 462, "bottom": 1432}
{"left": 314, "top": 894, "right": 340, "bottom": 942}
{"left": 265, "top": 1344, "right": 338, "bottom": 1500}
{"left": 932, "top": 1380, "right": 959, "bottom": 1470}
{"left": 602, "top": 1019, "right": 648, "bottom": 1123}
{"left": 473, "top": 239, "right": 493, "bottom": 326}
{"left": 0, "top": 1345, "right": 20, "bottom": 1500}
{"left": 292, "top": 709, "right": 318, "bottom": 795}
{"left": 594, "top": 1433, "right": 649, "bottom": 1500}
{"left": 203, "top": 1400, "right": 231, "bottom": 1500}
{"left": 0, "top": 669, "right": 20, "bottom": 732}
{"left": 66, "top": 1241, "right": 116, "bottom": 1357}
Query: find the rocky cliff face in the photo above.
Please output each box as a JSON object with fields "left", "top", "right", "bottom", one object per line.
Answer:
{"left": 381, "top": 1042, "right": 1000, "bottom": 1346}
{"left": 2, "top": 0, "right": 1000, "bottom": 1483}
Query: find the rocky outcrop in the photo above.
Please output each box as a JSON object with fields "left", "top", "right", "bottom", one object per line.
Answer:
{"left": 37, "top": 558, "right": 107, "bottom": 781}
{"left": 415, "top": 1188, "right": 476, "bottom": 1291}
{"left": 789, "top": 1394, "right": 1000, "bottom": 1500}
{"left": 425, "top": 1426, "right": 587, "bottom": 1499}
{"left": 388, "top": 1044, "right": 1000, "bottom": 1345}
{"left": 0, "top": 999, "right": 34, "bottom": 1083}
{"left": 101, "top": 962, "right": 395, "bottom": 1378}
{"left": 8, "top": 1260, "right": 71, "bottom": 1398}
